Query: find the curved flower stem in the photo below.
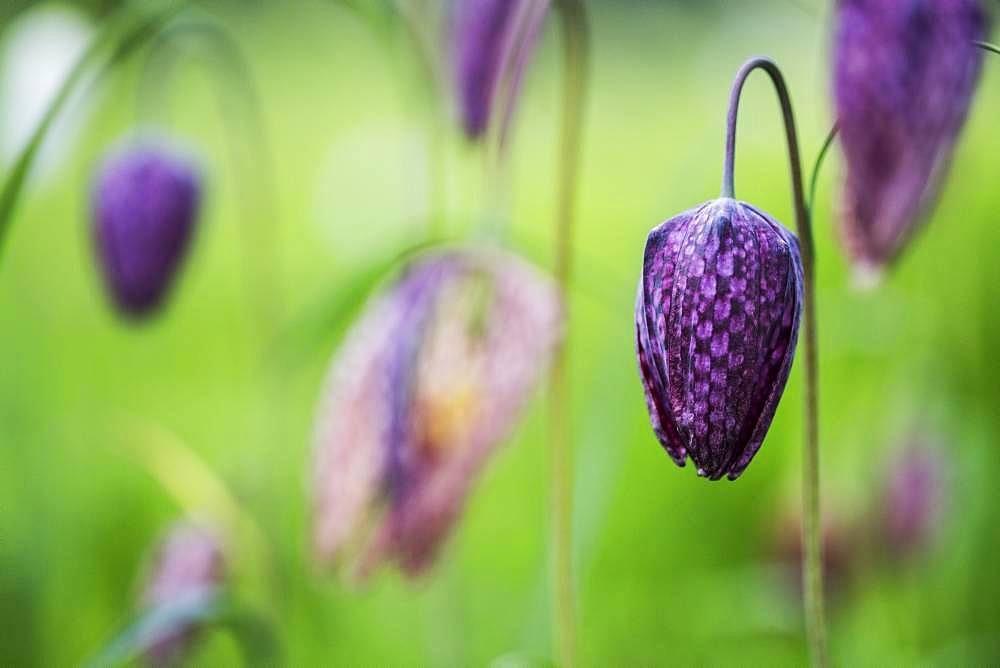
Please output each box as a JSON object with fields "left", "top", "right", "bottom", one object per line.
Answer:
{"left": 808, "top": 124, "right": 839, "bottom": 216}
{"left": 549, "top": 0, "right": 589, "bottom": 666}
{"left": 0, "top": 2, "right": 184, "bottom": 265}
{"left": 722, "top": 57, "right": 826, "bottom": 668}
{"left": 975, "top": 40, "right": 1000, "bottom": 55}
{"left": 138, "top": 18, "right": 283, "bottom": 336}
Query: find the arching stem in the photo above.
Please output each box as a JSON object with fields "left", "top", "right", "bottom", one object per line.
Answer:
{"left": 137, "top": 18, "right": 283, "bottom": 337}
{"left": 975, "top": 40, "right": 1000, "bottom": 55}
{"left": 0, "top": 3, "right": 185, "bottom": 265}
{"left": 549, "top": 1, "right": 588, "bottom": 666}
{"left": 722, "top": 57, "right": 826, "bottom": 668}
{"left": 808, "top": 124, "right": 839, "bottom": 216}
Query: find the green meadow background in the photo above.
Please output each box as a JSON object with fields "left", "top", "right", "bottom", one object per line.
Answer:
{"left": 2, "top": 1, "right": 999, "bottom": 664}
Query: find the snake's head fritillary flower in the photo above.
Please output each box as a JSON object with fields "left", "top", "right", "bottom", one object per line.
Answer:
{"left": 833, "top": 0, "right": 989, "bottom": 275}
{"left": 451, "top": 0, "right": 551, "bottom": 140}
{"left": 91, "top": 141, "right": 201, "bottom": 318}
{"left": 312, "top": 247, "right": 562, "bottom": 579}
{"left": 881, "top": 438, "right": 946, "bottom": 560}
{"left": 635, "top": 198, "right": 803, "bottom": 480}
{"left": 140, "top": 522, "right": 225, "bottom": 666}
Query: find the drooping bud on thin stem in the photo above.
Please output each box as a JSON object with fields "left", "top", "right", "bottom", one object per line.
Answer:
{"left": 717, "top": 57, "right": 826, "bottom": 666}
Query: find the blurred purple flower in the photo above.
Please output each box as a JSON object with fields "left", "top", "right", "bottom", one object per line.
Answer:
{"left": 882, "top": 440, "right": 947, "bottom": 560}
{"left": 91, "top": 141, "right": 201, "bottom": 318}
{"left": 833, "top": 0, "right": 989, "bottom": 274}
{"left": 312, "top": 247, "right": 562, "bottom": 578}
{"left": 635, "top": 198, "right": 803, "bottom": 480}
{"left": 140, "top": 523, "right": 225, "bottom": 666}
{"left": 451, "top": 0, "right": 551, "bottom": 140}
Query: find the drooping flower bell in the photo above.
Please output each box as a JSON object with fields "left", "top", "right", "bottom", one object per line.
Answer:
{"left": 91, "top": 141, "right": 201, "bottom": 318}
{"left": 635, "top": 198, "right": 803, "bottom": 480}
{"left": 833, "top": 0, "right": 989, "bottom": 274}
{"left": 139, "top": 522, "right": 225, "bottom": 666}
{"left": 451, "top": 0, "right": 551, "bottom": 140}
{"left": 312, "top": 247, "right": 562, "bottom": 578}
{"left": 880, "top": 438, "right": 946, "bottom": 560}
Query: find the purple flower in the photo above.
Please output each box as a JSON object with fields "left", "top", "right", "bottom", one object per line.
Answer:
{"left": 451, "top": 0, "right": 551, "bottom": 140}
{"left": 635, "top": 198, "right": 803, "bottom": 480}
{"left": 833, "top": 0, "right": 989, "bottom": 274}
{"left": 881, "top": 440, "right": 946, "bottom": 560}
{"left": 91, "top": 142, "right": 201, "bottom": 318}
{"left": 140, "top": 523, "right": 225, "bottom": 665}
{"left": 312, "top": 247, "right": 562, "bottom": 578}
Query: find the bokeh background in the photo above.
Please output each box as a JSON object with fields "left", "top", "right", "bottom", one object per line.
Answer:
{"left": 2, "top": 0, "right": 999, "bottom": 664}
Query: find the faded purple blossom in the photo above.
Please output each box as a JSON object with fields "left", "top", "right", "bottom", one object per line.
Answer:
{"left": 451, "top": 0, "right": 551, "bottom": 140}
{"left": 140, "top": 523, "right": 225, "bottom": 666}
{"left": 635, "top": 198, "right": 803, "bottom": 480}
{"left": 312, "top": 247, "right": 562, "bottom": 578}
{"left": 91, "top": 142, "right": 201, "bottom": 318}
{"left": 881, "top": 440, "right": 947, "bottom": 560}
{"left": 833, "top": 0, "right": 989, "bottom": 273}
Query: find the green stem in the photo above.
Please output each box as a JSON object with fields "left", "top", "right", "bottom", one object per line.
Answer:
{"left": 975, "top": 40, "right": 1000, "bottom": 55}
{"left": 808, "top": 124, "right": 839, "bottom": 216}
{"left": 550, "top": 1, "right": 588, "bottom": 666}
{"left": 137, "top": 18, "right": 283, "bottom": 335}
{"left": 722, "top": 57, "right": 826, "bottom": 667}
{"left": 0, "top": 3, "right": 184, "bottom": 265}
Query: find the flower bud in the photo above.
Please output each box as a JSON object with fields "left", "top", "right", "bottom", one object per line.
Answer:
{"left": 312, "top": 247, "right": 562, "bottom": 578}
{"left": 451, "top": 0, "right": 550, "bottom": 140}
{"left": 881, "top": 439, "right": 946, "bottom": 560}
{"left": 91, "top": 141, "right": 201, "bottom": 318}
{"left": 140, "top": 522, "right": 225, "bottom": 666}
{"left": 635, "top": 198, "right": 803, "bottom": 480}
{"left": 833, "top": 0, "right": 989, "bottom": 273}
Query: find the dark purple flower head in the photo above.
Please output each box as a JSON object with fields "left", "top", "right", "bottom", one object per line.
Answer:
{"left": 312, "top": 247, "right": 562, "bottom": 579}
{"left": 882, "top": 439, "right": 946, "bottom": 560}
{"left": 636, "top": 198, "right": 803, "bottom": 480}
{"left": 140, "top": 522, "right": 225, "bottom": 666}
{"left": 451, "top": 0, "right": 550, "bottom": 140}
{"left": 833, "top": 0, "right": 989, "bottom": 274}
{"left": 91, "top": 142, "right": 201, "bottom": 318}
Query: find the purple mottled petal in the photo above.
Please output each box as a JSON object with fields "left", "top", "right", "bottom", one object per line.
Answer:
{"left": 376, "top": 249, "right": 562, "bottom": 574}
{"left": 91, "top": 143, "right": 201, "bottom": 318}
{"left": 312, "top": 288, "right": 403, "bottom": 567}
{"left": 637, "top": 206, "right": 709, "bottom": 465}
{"left": 833, "top": 0, "right": 989, "bottom": 270}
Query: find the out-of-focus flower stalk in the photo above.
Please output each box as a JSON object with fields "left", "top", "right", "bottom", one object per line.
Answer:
{"left": 0, "top": 2, "right": 186, "bottom": 266}
{"left": 722, "top": 58, "right": 825, "bottom": 667}
{"left": 548, "top": 2, "right": 588, "bottom": 666}
{"left": 137, "top": 17, "right": 282, "bottom": 335}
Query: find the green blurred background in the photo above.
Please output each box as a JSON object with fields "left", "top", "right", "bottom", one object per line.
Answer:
{"left": 1, "top": 0, "right": 999, "bottom": 664}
